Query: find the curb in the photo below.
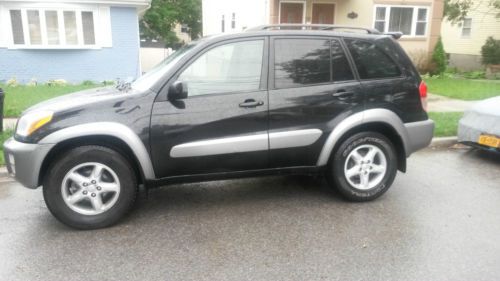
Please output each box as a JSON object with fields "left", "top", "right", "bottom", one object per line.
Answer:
{"left": 0, "top": 166, "right": 9, "bottom": 178}
{"left": 430, "top": 136, "right": 458, "bottom": 148}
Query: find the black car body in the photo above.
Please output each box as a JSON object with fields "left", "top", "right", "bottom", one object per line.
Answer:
{"left": 4, "top": 25, "right": 434, "bottom": 229}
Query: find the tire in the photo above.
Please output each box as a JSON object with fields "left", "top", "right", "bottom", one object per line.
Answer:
{"left": 43, "top": 145, "right": 137, "bottom": 229}
{"left": 327, "top": 132, "right": 398, "bottom": 202}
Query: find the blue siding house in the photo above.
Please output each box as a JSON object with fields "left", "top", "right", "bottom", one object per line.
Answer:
{"left": 0, "top": 0, "right": 150, "bottom": 83}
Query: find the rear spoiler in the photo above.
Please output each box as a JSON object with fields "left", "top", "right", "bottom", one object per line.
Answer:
{"left": 385, "top": 32, "right": 403, "bottom": 40}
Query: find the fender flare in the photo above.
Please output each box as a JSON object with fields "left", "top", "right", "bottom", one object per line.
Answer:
{"left": 316, "top": 109, "right": 410, "bottom": 166}
{"left": 40, "top": 122, "right": 156, "bottom": 179}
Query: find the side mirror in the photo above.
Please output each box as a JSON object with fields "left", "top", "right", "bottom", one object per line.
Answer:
{"left": 168, "top": 81, "right": 188, "bottom": 100}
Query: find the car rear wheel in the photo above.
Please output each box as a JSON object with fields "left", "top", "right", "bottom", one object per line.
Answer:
{"left": 327, "top": 132, "right": 398, "bottom": 201}
{"left": 43, "top": 146, "right": 137, "bottom": 229}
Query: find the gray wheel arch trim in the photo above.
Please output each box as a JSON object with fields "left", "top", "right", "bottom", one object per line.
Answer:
{"left": 316, "top": 109, "right": 411, "bottom": 166}
{"left": 39, "top": 122, "right": 155, "bottom": 179}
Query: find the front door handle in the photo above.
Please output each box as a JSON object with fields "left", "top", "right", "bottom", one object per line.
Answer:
{"left": 239, "top": 99, "right": 264, "bottom": 108}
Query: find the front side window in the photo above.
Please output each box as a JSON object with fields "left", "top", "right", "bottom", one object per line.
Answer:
{"left": 179, "top": 40, "right": 264, "bottom": 97}
{"left": 373, "top": 5, "right": 429, "bottom": 37}
{"left": 345, "top": 39, "right": 401, "bottom": 80}
{"left": 8, "top": 8, "right": 96, "bottom": 47}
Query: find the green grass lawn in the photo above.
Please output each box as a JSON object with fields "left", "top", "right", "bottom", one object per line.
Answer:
{"left": 428, "top": 112, "right": 463, "bottom": 137}
{"left": 1, "top": 84, "right": 99, "bottom": 117}
{"left": 426, "top": 78, "right": 500, "bottom": 101}
{"left": 0, "top": 129, "right": 14, "bottom": 165}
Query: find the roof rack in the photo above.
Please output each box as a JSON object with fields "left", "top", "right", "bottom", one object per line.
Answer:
{"left": 246, "top": 24, "right": 404, "bottom": 39}
{"left": 246, "top": 24, "right": 381, "bottom": 34}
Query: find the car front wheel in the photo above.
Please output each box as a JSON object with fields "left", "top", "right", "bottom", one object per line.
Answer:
{"left": 327, "top": 132, "right": 398, "bottom": 201}
{"left": 43, "top": 146, "right": 137, "bottom": 229}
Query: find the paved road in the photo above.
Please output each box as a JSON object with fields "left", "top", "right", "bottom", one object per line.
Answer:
{"left": 1, "top": 146, "right": 500, "bottom": 281}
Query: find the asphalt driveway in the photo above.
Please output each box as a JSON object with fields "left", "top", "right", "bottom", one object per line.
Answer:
{"left": 0, "top": 146, "right": 499, "bottom": 281}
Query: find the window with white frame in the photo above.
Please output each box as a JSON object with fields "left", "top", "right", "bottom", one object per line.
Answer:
{"left": 8, "top": 8, "right": 97, "bottom": 47}
{"left": 374, "top": 5, "right": 429, "bottom": 37}
{"left": 461, "top": 18, "right": 472, "bottom": 37}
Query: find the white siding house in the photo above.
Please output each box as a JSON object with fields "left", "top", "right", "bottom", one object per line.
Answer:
{"left": 202, "top": 0, "right": 270, "bottom": 36}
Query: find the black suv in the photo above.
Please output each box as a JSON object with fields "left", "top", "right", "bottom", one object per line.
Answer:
{"left": 4, "top": 25, "right": 434, "bottom": 229}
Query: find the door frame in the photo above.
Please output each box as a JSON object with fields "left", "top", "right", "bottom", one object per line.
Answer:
{"left": 278, "top": 0, "right": 307, "bottom": 24}
{"left": 311, "top": 1, "right": 337, "bottom": 25}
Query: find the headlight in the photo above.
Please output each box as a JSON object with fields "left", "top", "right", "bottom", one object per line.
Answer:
{"left": 16, "top": 111, "right": 54, "bottom": 137}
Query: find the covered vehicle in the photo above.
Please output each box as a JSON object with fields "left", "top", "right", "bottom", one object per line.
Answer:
{"left": 458, "top": 96, "right": 500, "bottom": 151}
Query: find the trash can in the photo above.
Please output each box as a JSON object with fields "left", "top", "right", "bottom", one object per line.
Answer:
{"left": 0, "top": 88, "right": 4, "bottom": 132}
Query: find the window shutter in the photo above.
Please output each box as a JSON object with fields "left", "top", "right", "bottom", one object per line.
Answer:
{"left": 97, "top": 6, "right": 112, "bottom": 47}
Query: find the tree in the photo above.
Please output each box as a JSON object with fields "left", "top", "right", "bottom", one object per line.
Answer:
{"left": 140, "top": 0, "right": 202, "bottom": 49}
{"left": 431, "top": 37, "right": 447, "bottom": 75}
{"left": 444, "top": 0, "right": 500, "bottom": 23}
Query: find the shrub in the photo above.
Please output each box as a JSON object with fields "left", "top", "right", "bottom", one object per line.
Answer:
{"left": 6, "top": 77, "right": 18, "bottom": 87}
{"left": 481, "top": 37, "right": 500, "bottom": 65}
{"left": 408, "top": 50, "right": 431, "bottom": 74}
{"left": 82, "top": 80, "right": 95, "bottom": 86}
{"left": 27, "top": 78, "right": 38, "bottom": 87}
{"left": 102, "top": 80, "right": 115, "bottom": 86}
{"left": 431, "top": 37, "right": 447, "bottom": 75}
{"left": 462, "top": 71, "right": 486, "bottom": 79}
{"left": 46, "top": 79, "right": 68, "bottom": 86}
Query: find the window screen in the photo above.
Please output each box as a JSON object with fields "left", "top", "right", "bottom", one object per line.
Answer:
{"left": 345, "top": 39, "right": 401, "bottom": 79}
{"left": 82, "top": 12, "right": 96, "bottom": 45}
{"left": 9, "top": 10, "right": 24, "bottom": 45}
{"left": 27, "top": 10, "right": 42, "bottom": 44}
{"left": 388, "top": 7, "right": 413, "bottom": 35}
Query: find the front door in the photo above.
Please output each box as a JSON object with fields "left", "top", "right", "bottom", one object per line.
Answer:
{"left": 280, "top": 2, "right": 304, "bottom": 24}
{"left": 268, "top": 37, "right": 364, "bottom": 168}
{"left": 150, "top": 38, "right": 269, "bottom": 178}
{"left": 312, "top": 3, "right": 335, "bottom": 24}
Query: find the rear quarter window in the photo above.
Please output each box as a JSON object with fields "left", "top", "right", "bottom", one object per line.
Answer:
{"left": 345, "top": 39, "right": 402, "bottom": 80}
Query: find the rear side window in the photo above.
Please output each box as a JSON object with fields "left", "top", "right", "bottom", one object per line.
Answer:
{"left": 274, "top": 38, "right": 354, "bottom": 89}
{"left": 345, "top": 39, "right": 401, "bottom": 79}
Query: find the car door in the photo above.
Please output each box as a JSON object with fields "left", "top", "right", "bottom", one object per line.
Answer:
{"left": 268, "top": 36, "right": 364, "bottom": 168}
{"left": 150, "top": 37, "right": 269, "bottom": 178}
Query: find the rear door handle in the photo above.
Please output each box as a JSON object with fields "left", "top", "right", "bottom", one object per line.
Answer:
{"left": 332, "top": 90, "right": 354, "bottom": 99}
{"left": 239, "top": 99, "right": 264, "bottom": 108}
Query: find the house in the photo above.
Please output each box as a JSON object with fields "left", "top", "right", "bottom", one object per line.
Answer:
{"left": 203, "top": 0, "right": 444, "bottom": 63}
{"left": 441, "top": 0, "right": 500, "bottom": 71}
{"left": 0, "top": 0, "right": 150, "bottom": 83}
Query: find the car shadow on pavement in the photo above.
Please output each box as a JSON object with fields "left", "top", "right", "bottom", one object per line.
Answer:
{"left": 122, "top": 175, "right": 347, "bottom": 224}
{"left": 463, "top": 148, "right": 500, "bottom": 166}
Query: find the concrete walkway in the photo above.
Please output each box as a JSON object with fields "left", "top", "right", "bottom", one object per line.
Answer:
{"left": 427, "top": 93, "right": 475, "bottom": 112}
{"left": 3, "top": 118, "right": 17, "bottom": 130}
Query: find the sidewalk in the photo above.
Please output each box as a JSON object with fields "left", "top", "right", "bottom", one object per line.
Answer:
{"left": 427, "top": 93, "right": 475, "bottom": 112}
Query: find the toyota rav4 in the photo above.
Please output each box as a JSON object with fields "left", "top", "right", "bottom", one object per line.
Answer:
{"left": 4, "top": 25, "right": 434, "bottom": 229}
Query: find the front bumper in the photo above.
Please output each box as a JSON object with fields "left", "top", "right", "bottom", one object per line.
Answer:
{"left": 3, "top": 137, "right": 54, "bottom": 189}
{"left": 404, "top": 119, "right": 435, "bottom": 156}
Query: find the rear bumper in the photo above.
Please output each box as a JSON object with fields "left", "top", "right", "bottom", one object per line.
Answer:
{"left": 404, "top": 119, "right": 435, "bottom": 156}
{"left": 458, "top": 111, "right": 500, "bottom": 144}
{"left": 3, "top": 137, "right": 54, "bottom": 189}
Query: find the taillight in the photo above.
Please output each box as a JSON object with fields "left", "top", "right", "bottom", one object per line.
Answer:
{"left": 419, "top": 81, "right": 428, "bottom": 111}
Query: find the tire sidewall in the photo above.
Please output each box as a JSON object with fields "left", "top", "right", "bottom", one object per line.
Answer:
{"left": 43, "top": 146, "right": 137, "bottom": 229}
{"left": 332, "top": 132, "right": 397, "bottom": 201}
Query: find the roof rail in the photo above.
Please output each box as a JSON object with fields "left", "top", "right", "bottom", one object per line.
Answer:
{"left": 246, "top": 24, "right": 381, "bottom": 34}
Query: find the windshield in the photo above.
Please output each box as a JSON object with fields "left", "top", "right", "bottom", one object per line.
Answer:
{"left": 131, "top": 42, "right": 197, "bottom": 91}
